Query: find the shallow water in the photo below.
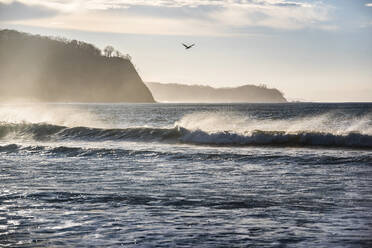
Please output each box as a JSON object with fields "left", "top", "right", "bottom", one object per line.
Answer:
{"left": 0, "top": 103, "right": 371, "bottom": 247}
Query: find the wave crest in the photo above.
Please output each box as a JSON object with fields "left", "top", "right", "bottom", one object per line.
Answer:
{"left": 0, "top": 122, "right": 181, "bottom": 141}
{"left": 178, "top": 127, "right": 372, "bottom": 148}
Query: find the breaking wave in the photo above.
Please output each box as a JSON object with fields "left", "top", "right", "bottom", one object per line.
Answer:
{"left": 0, "top": 122, "right": 371, "bottom": 149}
{"left": 178, "top": 128, "right": 372, "bottom": 148}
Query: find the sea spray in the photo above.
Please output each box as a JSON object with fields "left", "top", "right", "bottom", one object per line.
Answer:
{"left": 1, "top": 106, "right": 371, "bottom": 148}
{"left": 175, "top": 111, "right": 372, "bottom": 135}
{"left": 0, "top": 104, "right": 105, "bottom": 128}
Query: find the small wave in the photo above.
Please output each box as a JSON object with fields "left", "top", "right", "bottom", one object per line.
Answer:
{"left": 21, "top": 191, "right": 277, "bottom": 209}
{"left": 0, "top": 122, "right": 371, "bottom": 148}
{"left": 0, "top": 144, "right": 168, "bottom": 158}
{"left": 0, "top": 144, "right": 20, "bottom": 153}
{"left": 1, "top": 144, "right": 371, "bottom": 165}
{"left": 58, "top": 126, "right": 181, "bottom": 141}
{"left": 23, "top": 192, "right": 156, "bottom": 205}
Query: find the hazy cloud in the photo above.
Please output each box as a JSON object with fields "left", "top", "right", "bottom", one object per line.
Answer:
{"left": 109, "top": 4, "right": 222, "bottom": 20}
{"left": 207, "top": 1, "right": 330, "bottom": 30}
{"left": 366, "top": 3, "right": 372, "bottom": 7}
{"left": 1, "top": 0, "right": 333, "bottom": 34}
{"left": 0, "top": 1, "right": 59, "bottom": 20}
{"left": 67, "top": 0, "right": 317, "bottom": 10}
{"left": 94, "top": 0, "right": 332, "bottom": 30}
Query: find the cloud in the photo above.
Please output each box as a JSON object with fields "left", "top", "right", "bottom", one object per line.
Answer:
{"left": 8, "top": 10, "right": 225, "bottom": 36}
{"left": 2, "top": 0, "right": 302, "bottom": 10}
{"left": 103, "top": 0, "right": 332, "bottom": 30}
{"left": 1, "top": 0, "right": 333, "bottom": 34}
{"left": 67, "top": 0, "right": 320, "bottom": 11}
{"left": 0, "top": 1, "right": 59, "bottom": 21}
{"left": 360, "top": 20, "right": 372, "bottom": 28}
{"left": 207, "top": 1, "right": 331, "bottom": 30}
{"left": 366, "top": 3, "right": 372, "bottom": 7}
{"left": 109, "top": 4, "right": 222, "bottom": 20}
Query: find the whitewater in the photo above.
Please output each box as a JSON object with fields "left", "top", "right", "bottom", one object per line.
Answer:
{"left": 0, "top": 102, "right": 371, "bottom": 247}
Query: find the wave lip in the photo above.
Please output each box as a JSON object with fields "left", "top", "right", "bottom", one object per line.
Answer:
{"left": 0, "top": 122, "right": 181, "bottom": 142}
{"left": 57, "top": 126, "right": 181, "bottom": 141}
{"left": 178, "top": 127, "right": 372, "bottom": 148}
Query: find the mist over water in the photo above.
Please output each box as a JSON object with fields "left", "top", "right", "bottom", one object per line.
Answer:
{"left": 176, "top": 111, "right": 372, "bottom": 135}
{"left": 0, "top": 104, "right": 105, "bottom": 128}
{"left": 0, "top": 103, "right": 371, "bottom": 148}
{"left": 1, "top": 102, "right": 371, "bottom": 247}
{"left": 1, "top": 103, "right": 370, "bottom": 133}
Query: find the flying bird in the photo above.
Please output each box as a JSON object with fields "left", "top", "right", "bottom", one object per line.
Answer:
{"left": 182, "top": 43, "right": 195, "bottom": 50}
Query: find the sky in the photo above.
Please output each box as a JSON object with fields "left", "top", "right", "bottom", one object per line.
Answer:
{"left": 0, "top": 0, "right": 371, "bottom": 101}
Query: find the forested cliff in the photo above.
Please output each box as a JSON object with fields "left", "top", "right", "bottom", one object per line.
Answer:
{"left": 0, "top": 30, "right": 154, "bottom": 102}
{"left": 146, "top": 82, "right": 287, "bottom": 103}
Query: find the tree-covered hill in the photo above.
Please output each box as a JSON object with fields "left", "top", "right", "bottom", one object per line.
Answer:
{"left": 146, "top": 82, "right": 287, "bottom": 103}
{"left": 0, "top": 29, "right": 154, "bottom": 102}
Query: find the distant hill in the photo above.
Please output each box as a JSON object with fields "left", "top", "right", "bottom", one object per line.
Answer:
{"left": 0, "top": 29, "right": 154, "bottom": 102}
{"left": 146, "top": 82, "right": 287, "bottom": 103}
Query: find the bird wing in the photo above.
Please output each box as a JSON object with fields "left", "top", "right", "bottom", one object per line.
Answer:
{"left": 182, "top": 43, "right": 188, "bottom": 48}
{"left": 190, "top": 44, "right": 195, "bottom": 48}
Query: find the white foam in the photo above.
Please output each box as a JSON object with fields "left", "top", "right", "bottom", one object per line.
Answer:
{"left": 175, "top": 111, "right": 372, "bottom": 135}
{"left": 0, "top": 104, "right": 104, "bottom": 128}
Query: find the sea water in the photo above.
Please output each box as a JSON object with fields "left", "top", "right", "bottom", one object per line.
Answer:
{"left": 0, "top": 103, "right": 371, "bottom": 247}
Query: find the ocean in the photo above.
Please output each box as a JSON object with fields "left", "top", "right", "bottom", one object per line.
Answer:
{"left": 0, "top": 102, "right": 371, "bottom": 247}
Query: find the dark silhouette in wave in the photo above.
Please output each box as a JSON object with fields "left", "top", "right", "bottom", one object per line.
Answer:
{"left": 0, "top": 29, "right": 154, "bottom": 102}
